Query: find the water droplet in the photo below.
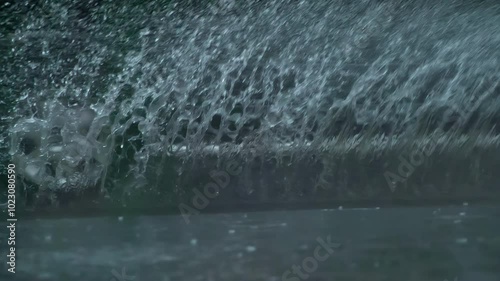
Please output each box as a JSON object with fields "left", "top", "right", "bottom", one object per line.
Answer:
{"left": 25, "top": 163, "right": 40, "bottom": 176}
{"left": 245, "top": 245, "right": 256, "bottom": 253}
{"left": 49, "top": 145, "right": 63, "bottom": 153}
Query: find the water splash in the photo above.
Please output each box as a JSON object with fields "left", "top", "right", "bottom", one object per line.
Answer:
{"left": 2, "top": 0, "right": 500, "bottom": 205}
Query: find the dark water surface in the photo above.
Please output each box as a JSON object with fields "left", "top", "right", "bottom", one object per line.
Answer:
{"left": 6, "top": 205, "right": 500, "bottom": 281}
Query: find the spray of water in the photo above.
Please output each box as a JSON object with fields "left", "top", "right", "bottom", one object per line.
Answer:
{"left": 2, "top": 0, "right": 500, "bottom": 206}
